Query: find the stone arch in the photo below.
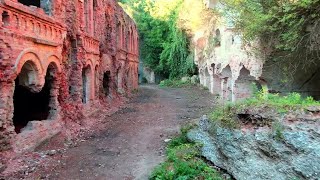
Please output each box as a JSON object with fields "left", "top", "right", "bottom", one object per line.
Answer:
{"left": 15, "top": 50, "right": 43, "bottom": 77}
{"left": 44, "top": 55, "right": 62, "bottom": 73}
{"left": 220, "top": 65, "right": 232, "bottom": 78}
{"left": 234, "top": 67, "right": 256, "bottom": 101}
{"left": 85, "top": 59, "right": 94, "bottom": 69}
{"left": 13, "top": 61, "right": 60, "bottom": 133}
{"left": 14, "top": 51, "right": 45, "bottom": 92}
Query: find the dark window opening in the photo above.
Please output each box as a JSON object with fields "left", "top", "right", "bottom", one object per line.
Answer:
{"left": 103, "top": 71, "right": 110, "bottom": 96}
{"left": 18, "top": 0, "right": 40, "bottom": 8}
{"left": 2, "top": 11, "right": 9, "bottom": 27}
{"left": 13, "top": 67, "right": 53, "bottom": 134}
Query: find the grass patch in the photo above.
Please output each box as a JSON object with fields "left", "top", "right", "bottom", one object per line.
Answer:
{"left": 159, "top": 79, "right": 195, "bottom": 88}
{"left": 240, "top": 92, "right": 320, "bottom": 113}
{"left": 210, "top": 91, "right": 320, "bottom": 129}
{"left": 150, "top": 126, "right": 223, "bottom": 180}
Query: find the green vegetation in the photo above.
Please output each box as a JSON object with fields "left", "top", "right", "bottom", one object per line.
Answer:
{"left": 240, "top": 92, "right": 320, "bottom": 113}
{"left": 272, "top": 120, "right": 285, "bottom": 141}
{"left": 119, "top": 0, "right": 214, "bottom": 79}
{"left": 150, "top": 126, "right": 223, "bottom": 180}
{"left": 159, "top": 78, "right": 196, "bottom": 88}
{"left": 210, "top": 104, "right": 239, "bottom": 129}
{"left": 221, "top": 0, "right": 320, "bottom": 68}
{"left": 210, "top": 90, "right": 320, "bottom": 129}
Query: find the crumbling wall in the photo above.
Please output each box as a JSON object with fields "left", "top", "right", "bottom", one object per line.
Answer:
{"left": 195, "top": 3, "right": 320, "bottom": 102}
{"left": 195, "top": 19, "right": 264, "bottom": 102}
{"left": 0, "top": 0, "right": 139, "bottom": 153}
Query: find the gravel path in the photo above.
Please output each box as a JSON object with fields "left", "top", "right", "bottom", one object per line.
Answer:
{"left": 29, "top": 85, "right": 215, "bottom": 180}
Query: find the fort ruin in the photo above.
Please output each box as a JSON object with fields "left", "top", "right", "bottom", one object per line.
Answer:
{"left": 0, "top": 0, "right": 139, "bottom": 152}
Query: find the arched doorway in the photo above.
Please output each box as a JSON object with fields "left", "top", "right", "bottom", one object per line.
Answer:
{"left": 13, "top": 62, "right": 58, "bottom": 133}
{"left": 235, "top": 68, "right": 256, "bottom": 100}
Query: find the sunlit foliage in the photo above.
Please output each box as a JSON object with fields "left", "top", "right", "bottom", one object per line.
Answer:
{"left": 119, "top": 0, "right": 212, "bottom": 78}
{"left": 221, "top": 0, "right": 320, "bottom": 57}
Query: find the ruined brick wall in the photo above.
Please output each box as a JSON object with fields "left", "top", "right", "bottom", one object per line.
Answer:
{"left": 0, "top": 0, "right": 139, "bottom": 152}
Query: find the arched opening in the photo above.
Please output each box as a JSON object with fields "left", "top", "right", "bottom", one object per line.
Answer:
{"left": 13, "top": 62, "right": 57, "bottom": 133}
{"left": 82, "top": 65, "right": 92, "bottom": 104}
{"left": 235, "top": 68, "right": 256, "bottom": 100}
{"left": 103, "top": 71, "right": 110, "bottom": 96}
{"left": 220, "top": 66, "right": 232, "bottom": 101}
{"left": 2, "top": 11, "right": 9, "bottom": 27}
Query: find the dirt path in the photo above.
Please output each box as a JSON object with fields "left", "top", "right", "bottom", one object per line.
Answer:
{"left": 31, "top": 85, "right": 215, "bottom": 180}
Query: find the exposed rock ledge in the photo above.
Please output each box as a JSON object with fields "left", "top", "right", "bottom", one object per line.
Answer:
{"left": 188, "top": 116, "right": 320, "bottom": 180}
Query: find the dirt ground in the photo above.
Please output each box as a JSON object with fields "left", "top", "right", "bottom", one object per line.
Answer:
{"left": 6, "top": 85, "right": 216, "bottom": 180}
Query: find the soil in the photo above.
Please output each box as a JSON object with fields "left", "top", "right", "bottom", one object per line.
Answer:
{"left": 4, "top": 85, "right": 216, "bottom": 180}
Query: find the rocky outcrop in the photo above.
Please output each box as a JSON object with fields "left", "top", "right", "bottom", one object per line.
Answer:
{"left": 188, "top": 115, "right": 320, "bottom": 180}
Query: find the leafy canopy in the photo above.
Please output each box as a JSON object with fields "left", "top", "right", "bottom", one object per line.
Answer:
{"left": 120, "top": 0, "right": 213, "bottom": 78}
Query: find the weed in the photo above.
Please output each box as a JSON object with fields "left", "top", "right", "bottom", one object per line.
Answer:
{"left": 210, "top": 105, "right": 239, "bottom": 129}
{"left": 272, "top": 120, "right": 284, "bottom": 141}
{"left": 150, "top": 126, "right": 223, "bottom": 180}
{"left": 209, "top": 90, "right": 320, "bottom": 129}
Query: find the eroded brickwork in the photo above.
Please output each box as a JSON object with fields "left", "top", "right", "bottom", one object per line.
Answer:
{"left": 0, "top": 0, "right": 139, "bottom": 152}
